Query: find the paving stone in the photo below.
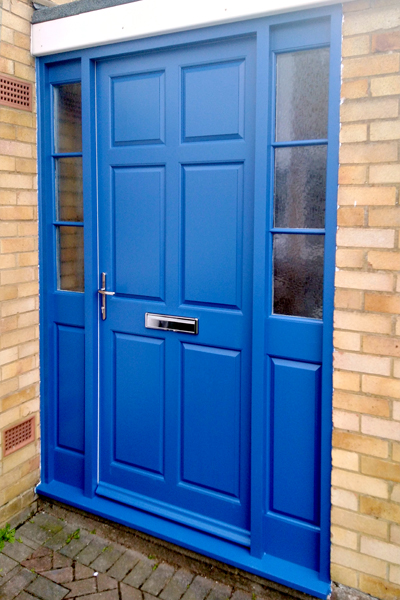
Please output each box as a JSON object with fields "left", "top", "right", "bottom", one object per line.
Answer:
{"left": 3, "top": 543, "right": 35, "bottom": 563}
{"left": 106, "top": 550, "right": 143, "bottom": 581}
{"left": 17, "top": 536, "right": 40, "bottom": 551}
{"left": 27, "top": 575, "right": 68, "bottom": 600}
{"left": 21, "top": 555, "right": 53, "bottom": 573}
{"left": 64, "top": 577, "right": 97, "bottom": 598}
{"left": 14, "top": 592, "right": 37, "bottom": 600}
{"left": 30, "top": 548, "right": 52, "bottom": 559}
{"left": 0, "top": 564, "right": 21, "bottom": 588}
{"left": 181, "top": 576, "right": 214, "bottom": 600}
{"left": 43, "top": 525, "right": 77, "bottom": 551}
{"left": 31, "top": 514, "right": 64, "bottom": 536}
{"left": 120, "top": 583, "right": 143, "bottom": 600}
{"left": 97, "top": 574, "right": 118, "bottom": 592}
{"left": 207, "top": 583, "right": 232, "bottom": 600}
{"left": 75, "top": 563, "right": 96, "bottom": 580}
{"left": 77, "top": 590, "right": 118, "bottom": 600}
{"left": 160, "top": 569, "right": 194, "bottom": 600}
{"left": 230, "top": 592, "right": 252, "bottom": 600}
{"left": 0, "top": 553, "right": 18, "bottom": 577}
{"left": 53, "top": 554, "right": 73, "bottom": 569}
{"left": 90, "top": 544, "right": 124, "bottom": 573}
{"left": 0, "top": 567, "right": 36, "bottom": 599}
{"left": 76, "top": 538, "right": 108, "bottom": 567}
{"left": 144, "top": 593, "right": 158, "bottom": 600}
{"left": 141, "top": 563, "right": 175, "bottom": 596}
{"left": 17, "top": 522, "right": 53, "bottom": 545}
{"left": 123, "top": 558, "right": 155, "bottom": 589}
{"left": 41, "top": 567, "right": 74, "bottom": 584}
{"left": 60, "top": 532, "right": 92, "bottom": 559}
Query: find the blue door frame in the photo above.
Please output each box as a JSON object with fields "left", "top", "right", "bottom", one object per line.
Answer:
{"left": 37, "top": 7, "right": 341, "bottom": 598}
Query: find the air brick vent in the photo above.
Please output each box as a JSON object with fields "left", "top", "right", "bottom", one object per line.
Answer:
{"left": 0, "top": 75, "right": 32, "bottom": 111}
{"left": 3, "top": 417, "right": 35, "bottom": 456}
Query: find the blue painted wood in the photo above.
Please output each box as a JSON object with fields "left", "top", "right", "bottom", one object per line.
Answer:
{"left": 97, "top": 34, "right": 255, "bottom": 542}
{"left": 37, "top": 6, "right": 342, "bottom": 596}
{"left": 270, "top": 358, "right": 321, "bottom": 523}
{"left": 57, "top": 325, "right": 85, "bottom": 453}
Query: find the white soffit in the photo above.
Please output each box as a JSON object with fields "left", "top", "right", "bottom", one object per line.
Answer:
{"left": 31, "top": 0, "right": 348, "bottom": 56}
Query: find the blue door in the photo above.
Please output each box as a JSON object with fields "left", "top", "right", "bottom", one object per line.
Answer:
{"left": 96, "top": 36, "right": 256, "bottom": 545}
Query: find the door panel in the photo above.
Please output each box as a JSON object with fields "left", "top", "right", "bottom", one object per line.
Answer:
{"left": 97, "top": 36, "right": 255, "bottom": 541}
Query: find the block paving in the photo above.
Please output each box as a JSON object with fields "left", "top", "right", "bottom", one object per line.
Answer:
{"left": 0, "top": 512, "right": 280, "bottom": 600}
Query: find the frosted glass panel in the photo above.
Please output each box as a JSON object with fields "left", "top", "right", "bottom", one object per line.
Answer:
{"left": 274, "top": 146, "right": 327, "bottom": 229}
{"left": 54, "top": 83, "right": 82, "bottom": 153}
{"left": 273, "top": 234, "right": 324, "bottom": 319}
{"left": 276, "top": 48, "right": 330, "bottom": 142}
{"left": 56, "top": 157, "right": 83, "bottom": 222}
{"left": 58, "top": 226, "right": 84, "bottom": 292}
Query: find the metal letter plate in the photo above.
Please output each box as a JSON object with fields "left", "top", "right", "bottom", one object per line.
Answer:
{"left": 145, "top": 313, "right": 198, "bottom": 335}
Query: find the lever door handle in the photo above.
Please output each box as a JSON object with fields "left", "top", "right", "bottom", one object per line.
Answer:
{"left": 98, "top": 272, "right": 115, "bottom": 320}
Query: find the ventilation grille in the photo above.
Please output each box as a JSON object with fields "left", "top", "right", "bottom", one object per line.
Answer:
{"left": 0, "top": 75, "right": 32, "bottom": 111}
{"left": 3, "top": 416, "right": 35, "bottom": 456}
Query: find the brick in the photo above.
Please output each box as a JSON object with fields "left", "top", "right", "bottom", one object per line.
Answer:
{"left": 332, "top": 430, "right": 388, "bottom": 458}
{"left": 337, "top": 227, "right": 395, "bottom": 248}
{"left": 362, "top": 414, "right": 400, "bottom": 439}
{"left": 366, "top": 291, "right": 399, "bottom": 314}
{"left": 41, "top": 567, "right": 74, "bottom": 584}
{"left": 0, "top": 41, "right": 32, "bottom": 66}
{"left": 334, "top": 311, "right": 391, "bottom": 334}
{"left": 343, "top": 5, "right": 400, "bottom": 36}
{"left": 360, "top": 497, "right": 400, "bottom": 523}
{"left": 391, "top": 524, "right": 400, "bottom": 545}
{"left": 360, "top": 574, "right": 400, "bottom": 600}
{"left": 333, "top": 410, "right": 360, "bottom": 431}
{"left": 64, "top": 577, "right": 97, "bottom": 597}
{"left": 371, "top": 75, "right": 400, "bottom": 97}
{"left": 338, "top": 165, "right": 367, "bottom": 184}
{"left": 331, "top": 487, "right": 358, "bottom": 511}
{"left": 16, "top": 158, "right": 37, "bottom": 175}
{"left": 343, "top": 54, "right": 400, "bottom": 78}
{"left": 370, "top": 208, "right": 400, "bottom": 227}
{"left": 372, "top": 31, "right": 400, "bottom": 52}
{"left": 1, "top": 238, "right": 35, "bottom": 253}
{"left": 102, "top": 551, "right": 141, "bottom": 581}
{"left": 75, "top": 537, "right": 108, "bottom": 566}
{"left": 334, "top": 290, "right": 363, "bottom": 310}
{"left": 334, "top": 330, "right": 361, "bottom": 351}
{"left": 141, "top": 563, "right": 175, "bottom": 596}
{"left": 363, "top": 336, "right": 400, "bottom": 358}
{"left": 75, "top": 563, "right": 96, "bottom": 579}
{"left": 14, "top": 31, "right": 31, "bottom": 50}
{"left": 59, "top": 531, "right": 92, "bottom": 559}
{"left": 361, "top": 536, "right": 400, "bottom": 565}
{"left": 362, "top": 376, "right": 400, "bottom": 400}
{"left": 332, "top": 449, "right": 359, "bottom": 471}
{"left": 160, "top": 569, "right": 194, "bottom": 600}
{"left": 0, "top": 567, "right": 36, "bottom": 598}
{"left": 340, "top": 123, "right": 368, "bottom": 143}
{"left": 0, "top": 206, "right": 34, "bottom": 221}
{"left": 337, "top": 208, "right": 365, "bottom": 227}
{"left": 331, "top": 545, "right": 386, "bottom": 578}
{"left": 362, "top": 456, "right": 400, "bottom": 482}
{"left": 333, "top": 370, "right": 361, "bottom": 392}
{"left": 367, "top": 251, "right": 400, "bottom": 271}
{"left": 341, "top": 98, "right": 398, "bottom": 123}
{"left": 393, "top": 443, "right": 400, "bottom": 461}
{"left": 334, "top": 351, "right": 391, "bottom": 375}
{"left": 370, "top": 164, "right": 400, "bottom": 184}
{"left": 89, "top": 543, "right": 123, "bottom": 573}
{"left": 390, "top": 565, "right": 400, "bottom": 586}
{"left": 331, "top": 525, "right": 358, "bottom": 550}
{"left": 181, "top": 576, "right": 214, "bottom": 600}
{"left": 97, "top": 573, "right": 118, "bottom": 592}
{"left": 1, "top": 296, "right": 36, "bottom": 316}
{"left": 341, "top": 79, "right": 369, "bottom": 100}
{"left": 332, "top": 468, "right": 388, "bottom": 498}
{"left": 338, "top": 186, "right": 397, "bottom": 206}
{"left": 120, "top": 583, "right": 143, "bottom": 600}
{"left": 332, "top": 506, "right": 388, "bottom": 539}
{"left": 342, "top": 35, "right": 370, "bottom": 56}
{"left": 336, "top": 270, "right": 393, "bottom": 292}
{"left": 340, "top": 142, "right": 398, "bottom": 164}
{"left": 370, "top": 120, "right": 400, "bottom": 141}
{"left": 333, "top": 390, "right": 390, "bottom": 417}
{"left": 27, "top": 575, "right": 69, "bottom": 600}
{"left": 0, "top": 107, "right": 33, "bottom": 127}
{"left": 331, "top": 564, "right": 358, "bottom": 589}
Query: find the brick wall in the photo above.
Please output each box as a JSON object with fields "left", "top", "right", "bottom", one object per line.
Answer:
{"left": 332, "top": 1, "right": 400, "bottom": 598}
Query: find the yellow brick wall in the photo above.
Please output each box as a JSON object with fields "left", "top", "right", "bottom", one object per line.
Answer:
{"left": 332, "top": 1, "right": 400, "bottom": 598}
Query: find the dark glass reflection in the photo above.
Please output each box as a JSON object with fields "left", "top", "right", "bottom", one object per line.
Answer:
{"left": 58, "top": 226, "right": 84, "bottom": 292}
{"left": 274, "top": 146, "right": 327, "bottom": 229}
{"left": 276, "top": 48, "right": 330, "bottom": 142}
{"left": 273, "top": 234, "right": 324, "bottom": 319}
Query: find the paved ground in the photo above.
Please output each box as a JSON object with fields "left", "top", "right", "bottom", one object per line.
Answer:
{"left": 0, "top": 509, "right": 299, "bottom": 600}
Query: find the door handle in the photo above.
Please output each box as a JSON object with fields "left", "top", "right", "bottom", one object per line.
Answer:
{"left": 98, "top": 272, "right": 115, "bottom": 320}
